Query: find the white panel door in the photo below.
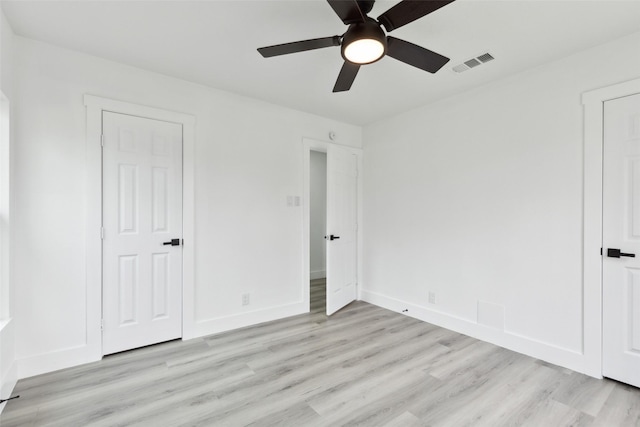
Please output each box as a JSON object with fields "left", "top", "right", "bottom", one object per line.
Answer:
{"left": 603, "top": 92, "right": 640, "bottom": 387}
{"left": 102, "top": 112, "right": 183, "bottom": 355}
{"left": 326, "top": 144, "right": 358, "bottom": 315}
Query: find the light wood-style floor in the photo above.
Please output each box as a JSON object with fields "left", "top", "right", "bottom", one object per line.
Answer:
{"left": 2, "top": 278, "right": 639, "bottom": 426}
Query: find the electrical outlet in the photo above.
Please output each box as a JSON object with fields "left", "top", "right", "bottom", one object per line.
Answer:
{"left": 242, "top": 293, "right": 250, "bottom": 306}
{"left": 428, "top": 292, "right": 436, "bottom": 304}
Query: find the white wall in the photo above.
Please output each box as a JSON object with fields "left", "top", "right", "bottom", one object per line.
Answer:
{"left": 0, "top": 7, "right": 16, "bottom": 412}
{"left": 362, "top": 31, "right": 640, "bottom": 376}
{"left": 12, "top": 36, "right": 361, "bottom": 378}
{"left": 310, "top": 151, "right": 327, "bottom": 279}
{"left": 10, "top": 16, "right": 639, "bottom": 384}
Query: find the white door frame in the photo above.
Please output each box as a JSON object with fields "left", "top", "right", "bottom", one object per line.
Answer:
{"left": 583, "top": 77, "right": 640, "bottom": 378}
{"left": 302, "top": 138, "right": 363, "bottom": 311}
{"left": 84, "top": 95, "right": 196, "bottom": 360}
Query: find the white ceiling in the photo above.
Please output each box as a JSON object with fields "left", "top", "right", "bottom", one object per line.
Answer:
{"left": 2, "top": 0, "right": 640, "bottom": 125}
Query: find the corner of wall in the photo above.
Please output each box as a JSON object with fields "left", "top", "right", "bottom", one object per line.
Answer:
{"left": 0, "top": 8, "right": 16, "bottom": 407}
{"left": 0, "top": 8, "right": 15, "bottom": 100}
{"left": 0, "top": 319, "right": 17, "bottom": 414}
{"left": 16, "top": 344, "right": 101, "bottom": 380}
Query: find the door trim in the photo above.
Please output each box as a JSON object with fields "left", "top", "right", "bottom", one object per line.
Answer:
{"left": 582, "top": 77, "right": 640, "bottom": 378}
{"left": 84, "top": 95, "right": 196, "bottom": 360}
{"left": 302, "top": 138, "right": 363, "bottom": 312}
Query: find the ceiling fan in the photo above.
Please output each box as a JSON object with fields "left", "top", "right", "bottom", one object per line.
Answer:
{"left": 257, "top": 0, "right": 456, "bottom": 92}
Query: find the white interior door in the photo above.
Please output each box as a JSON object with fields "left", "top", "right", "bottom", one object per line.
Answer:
{"left": 326, "top": 144, "right": 358, "bottom": 315}
{"left": 102, "top": 112, "right": 183, "bottom": 355}
{"left": 603, "top": 92, "right": 640, "bottom": 387}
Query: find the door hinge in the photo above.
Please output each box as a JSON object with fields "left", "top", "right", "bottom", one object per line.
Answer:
{"left": 100, "top": 134, "right": 104, "bottom": 147}
{"left": 100, "top": 319, "right": 104, "bottom": 331}
{"left": 100, "top": 227, "right": 105, "bottom": 240}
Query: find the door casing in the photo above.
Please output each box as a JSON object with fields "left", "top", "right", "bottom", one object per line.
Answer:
{"left": 84, "top": 95, "right": 196, "bottom": 361}
{"left": 583, "top": 77, "right": 640, "bottom": 378}
{"left": 302, "top": 138, "right": 363, "bottom": 313}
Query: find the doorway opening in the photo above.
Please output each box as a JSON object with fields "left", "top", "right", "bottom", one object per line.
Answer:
{"left": 303, "top": 137, "right": 360, "bottom": 317}
{"left": 310, "top": 150, "right": 327, "bottom": 314}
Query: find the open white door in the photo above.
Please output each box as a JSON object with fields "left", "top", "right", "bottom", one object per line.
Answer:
{"left": 326, "top": 144, "right": 358, "bottom": 315}
{"left": 102, "top": 112, "right": 183, "bottom": 355}
{"left": 602, "top": 92, "right": 640, "bottom": 388}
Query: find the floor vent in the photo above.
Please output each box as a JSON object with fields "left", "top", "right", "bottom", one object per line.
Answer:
{"left": 453, "top": 52, "right": 495, "bottom": 73}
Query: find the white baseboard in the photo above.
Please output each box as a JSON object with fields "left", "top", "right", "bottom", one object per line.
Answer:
{"left": 185, "top": 301, "right": 308, "bottom": 339}
{"left": 360, "top": 289, "right": 599, "bottom": 378}
{"left": 15, "top": 302, "right": 308, "bottom": 379}
{"left": 310, "top": 270, "right": 326, "bottom": 280}
{"left": 13, "top": 291, "right": 597, "bottom": 385}
{"left": 17, "top": 344, "right": 101, "bottom": 380}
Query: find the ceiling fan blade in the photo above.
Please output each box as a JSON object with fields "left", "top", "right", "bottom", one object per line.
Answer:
{"left": 327, "top": 0, "right": 366, "bottom": 25}
{"left": 386, "top": 36, "right": 449, "bottom": 73}
{"left": 333, "top": 61, "right": 360, "bottom": 92}
{"left": 378, "top": 0, "right": 455, "bottom": 32}
{"left": 258, "top": 36, "right": 341, "bottom": 58}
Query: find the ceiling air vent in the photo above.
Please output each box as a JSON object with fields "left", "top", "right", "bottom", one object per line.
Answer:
{"left": 452, "top": 64, "right": 468, "bottom": 73}
{"left": 453, "top": 52, "right": 495, "bottom": 73}
{"left": 477, "top": 53, "right": 494, "bottom": 63}
{"left": 464, "top": 58, "right": 481, "bottom": 68}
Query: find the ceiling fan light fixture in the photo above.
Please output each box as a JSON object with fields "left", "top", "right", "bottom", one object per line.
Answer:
{"left": 344, "top": 39, "right": 385, "bottom": 64}
{"left": 341, "top": 19, "right": 387, "bottom": 65}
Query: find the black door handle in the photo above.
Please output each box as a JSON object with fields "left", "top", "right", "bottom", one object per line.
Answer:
{"left": 163, "top": 238, "right": 181, "bottom": 246}
{"left": 607, "top": 248, "right": 635, "bottom": 258}
{"left": 325, "top": 235, "right": 340, "bottom": 241}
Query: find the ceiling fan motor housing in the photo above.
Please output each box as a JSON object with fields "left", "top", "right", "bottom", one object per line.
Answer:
{"left": 357, "top": 0, "right": 375, "bottom": 15}
{"left": 341, "top": 18, "right": 388, "bottom": 65}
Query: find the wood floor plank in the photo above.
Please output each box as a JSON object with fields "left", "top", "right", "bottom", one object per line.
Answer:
{"left": 551, "top": 371, "right": 616, "bottom": 417}
{"left": 2, "top": 278, "right": 639, "bottom": 426}
{"left": 244, "top": 401, "right": 322, "bottom": 427}
{"left": 459, "top": 363, "right": 575, "bottom": 426}
{"left": 306, "top": 337, "right": 449, "bottom": 415}
{"left": 591, "top": 382, "right": 640, "bottom": 426}
{"left": 28, "top": 358, "right": 252, "bottom": 427}
{"left": 320, "top": 374, "right": 442, "bottom": 427}
{"left": 408, "top": 349, "right": 536, "bottom": 426}
{"left": 503, "top": 398, "right": 594, "bottom": 427}
{"left": 382, "top": 411, "right": 426, "bottom": 427}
